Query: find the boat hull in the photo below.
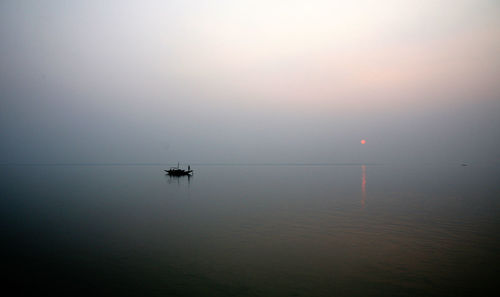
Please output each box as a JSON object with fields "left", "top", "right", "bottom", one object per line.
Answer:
{"left": 165, "top": 169, "right": 193, "bottom": 176}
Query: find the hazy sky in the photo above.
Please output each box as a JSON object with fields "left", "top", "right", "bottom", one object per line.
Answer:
{"left": 1, "top": 0, "right": 499, "bottom": 164}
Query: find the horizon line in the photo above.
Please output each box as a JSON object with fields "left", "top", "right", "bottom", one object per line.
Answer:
{"left": 0, "top": 162, "right": 384, "bottom": 167}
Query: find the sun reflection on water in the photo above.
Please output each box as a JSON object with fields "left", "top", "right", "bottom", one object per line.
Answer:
{"left": 361, "top": 165, "right": 366, "bottom": 207}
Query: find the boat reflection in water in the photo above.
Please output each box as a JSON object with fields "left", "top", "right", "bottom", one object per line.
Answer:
{"left": 166, "top": 173, "right": 192, "bottom": 185}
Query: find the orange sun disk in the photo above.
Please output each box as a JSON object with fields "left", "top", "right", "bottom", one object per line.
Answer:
{"left": 361, "top": 139, "right": 366, "bottom": 144}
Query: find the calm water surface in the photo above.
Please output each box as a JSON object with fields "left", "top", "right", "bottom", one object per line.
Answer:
{"left": 1, "top": 164, "right": 499, "bottom": 296}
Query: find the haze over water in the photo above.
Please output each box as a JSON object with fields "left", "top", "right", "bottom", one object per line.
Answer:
{"left": 1, "top": 0, "right": 500, "bottom": 296}
{"left": 1, "top": 0, "right": 500, "bottom": 165}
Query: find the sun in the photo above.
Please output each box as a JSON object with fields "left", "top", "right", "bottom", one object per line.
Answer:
{"left": 361, "top": 139, "right": 366, "bottom": 144}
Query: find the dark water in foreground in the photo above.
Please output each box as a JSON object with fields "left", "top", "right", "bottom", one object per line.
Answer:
{"left": 1, "top": 164, "right": 499, "bottom": 296}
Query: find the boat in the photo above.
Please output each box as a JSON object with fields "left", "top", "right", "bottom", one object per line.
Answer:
{"left": 165, "top": 163, "right": 193, "bottom": 176}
